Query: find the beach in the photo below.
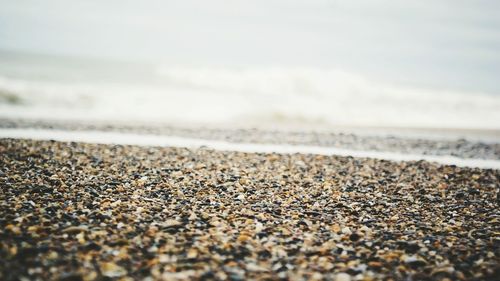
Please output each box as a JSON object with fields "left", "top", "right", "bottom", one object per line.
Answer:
{"left": 1, "top": 138, "right": 499, "bottom": 280}
{"left": 2, "top": 118, "right": 500, "bottom": 162}
{"left": 2, "top": 1, "right": 500, "bottom": 280}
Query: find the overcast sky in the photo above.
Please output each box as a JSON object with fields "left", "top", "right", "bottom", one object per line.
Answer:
{"left": 1, "top": 0, "right": 499, "bottom": 93}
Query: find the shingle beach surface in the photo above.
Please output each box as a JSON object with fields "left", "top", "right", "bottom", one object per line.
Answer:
{"left": 2, "top": 118, "right": 499, "bottom": 160}
{"left": 1, "top": 139, "right": 499, "bottom": 280}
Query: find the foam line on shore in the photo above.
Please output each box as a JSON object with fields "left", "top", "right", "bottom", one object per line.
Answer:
{"left": 1, "top": 128, "right": 499, "bottom": 170}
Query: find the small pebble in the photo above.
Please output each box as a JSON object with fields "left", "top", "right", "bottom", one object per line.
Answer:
{"left": 0, "top": 138, "right": 498, "bottom": 280}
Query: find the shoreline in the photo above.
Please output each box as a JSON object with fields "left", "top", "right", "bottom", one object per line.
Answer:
{"left": 2, "top": 117, "right": 500, "bottom": 142}
{"left": 1, "top": 117, "right": 499, "bottom": 163}
{"left": 1, "top": 128, "right": 500, "bottom": 170}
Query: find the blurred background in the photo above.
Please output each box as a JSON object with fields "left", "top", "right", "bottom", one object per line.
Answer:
{"left": 1, "top": 0, "right": 499, "bottom": 130}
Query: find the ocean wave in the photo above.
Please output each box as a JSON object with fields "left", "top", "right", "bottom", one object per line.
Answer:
{"left": 1, "top": 66, "right": 500, "bottom": 130}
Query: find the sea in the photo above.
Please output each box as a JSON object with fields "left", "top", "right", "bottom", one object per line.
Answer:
{"left": 1, "top": 50, "right": 499, "bottom": 131}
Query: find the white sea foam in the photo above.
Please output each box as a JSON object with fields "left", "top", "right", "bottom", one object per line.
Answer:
{"left": 1, "top": 64, "right": 500, "bottom": 130}
{"left": 1, "top": 128, "right": 499, "bottom": 169}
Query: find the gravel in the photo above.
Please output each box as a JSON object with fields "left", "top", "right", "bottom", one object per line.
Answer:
{"left": 1, "top": 138, "right": 499, "bottom": 280}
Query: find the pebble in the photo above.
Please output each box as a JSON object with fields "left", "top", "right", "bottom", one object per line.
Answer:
{"left": 334, "top": 272, "right": 351, "bottom": 281}
{"left": 101, "top": 262, "right": 127, "bottom": 278}
{"left": 0, "top": 138, "right": 499, "bottom": 280}
{"left": 62, "top": 225, "right": 88, "bottom": 234}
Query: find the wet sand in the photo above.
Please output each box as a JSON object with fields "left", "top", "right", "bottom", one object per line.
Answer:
{"left": 1, "top": 138, "right": 499, "bottom": 280}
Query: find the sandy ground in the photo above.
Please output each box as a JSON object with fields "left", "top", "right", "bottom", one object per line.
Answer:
{"left": 1, "top": 138, "right": 499, "bottom": 280}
